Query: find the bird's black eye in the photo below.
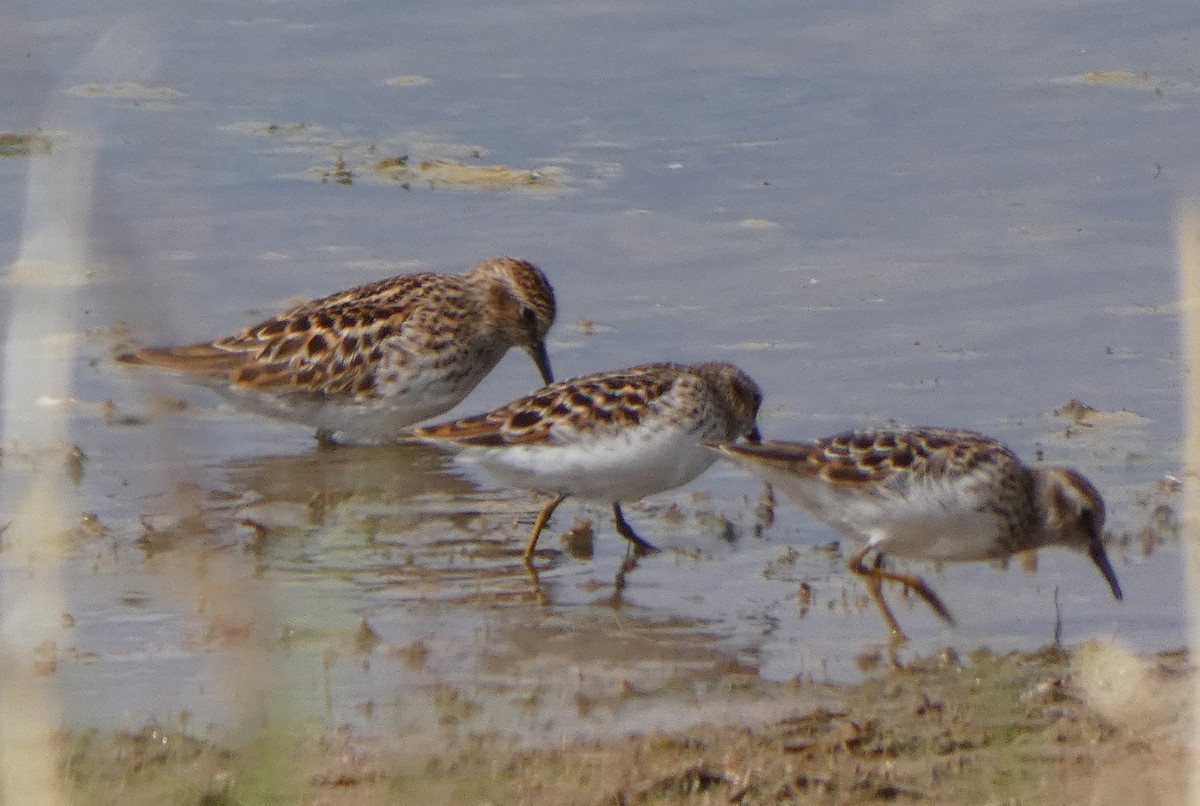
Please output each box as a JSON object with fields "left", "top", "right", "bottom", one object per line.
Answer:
{"left": 521, "top": 307, "right": 538, "bottom": 325}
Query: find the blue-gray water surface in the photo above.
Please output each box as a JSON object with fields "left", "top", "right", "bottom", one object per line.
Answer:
{"left": 0, "top": 0, "right": 1193, "bottom": 743}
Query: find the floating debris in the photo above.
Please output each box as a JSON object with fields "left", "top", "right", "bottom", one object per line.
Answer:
{"left": 63, "top": 82, "right": 186, "bottom": 102}
{"left": 560, "top": 518, "right": 595, "bottom": 560}
{"left": 66, "top": 443, "right": 87, "bottom": 486}
{"left": 384, "top": 75, "right": 429, "bottom": 87}
{"left": 354, "top": 619, "right": 381, "bottom": 654}
{"left": 1077, "top": 70, "right": 1153, "bottom": 86}
{"left": 369, "top": 156, "right": 561, "bottom": 190}
{"left": 320, "top": 154, "right": 354, "bottom": 186}
{"left": 0, "top": 132, "right": 52, "bottom": 157}
{"left": 1056, "top": 398, "right": 1099, "bottom": 422}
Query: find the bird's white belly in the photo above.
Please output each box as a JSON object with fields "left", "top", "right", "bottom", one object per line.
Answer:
{"left": 217, "top": 370, "right": 484, "bottom": 443}
{"left": 860, "top": 506, "right": 1006, "bottom": 562}
{"left": 464, "top": 428, "right": 718, "bottom": 502}
{"left": 769, "top": 473, "right": 1009, "bottom": 563}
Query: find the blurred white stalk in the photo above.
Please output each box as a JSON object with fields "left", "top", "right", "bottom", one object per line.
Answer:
{"left": 0, "top": 128, "right": 96, "bottom": 803}
{"left": 1177, "top": 204, "right": 1200, "bottom": 806}
{"left": 0, "top": 18, "right": 160, "bottom": 802}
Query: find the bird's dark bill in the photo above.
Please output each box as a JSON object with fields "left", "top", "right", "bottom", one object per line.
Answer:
{"left": 530, "top": 342, "right": 553, "bottom": 386}
{"left": 1088, "top": 542, "right": 1123, "bottom": 601}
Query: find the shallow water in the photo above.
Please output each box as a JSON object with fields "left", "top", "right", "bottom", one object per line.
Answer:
{"left": 1, "top": 0, "right": 1194, "bottom": 743}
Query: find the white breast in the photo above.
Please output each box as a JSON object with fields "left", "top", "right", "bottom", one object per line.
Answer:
{"left": 460, "top": 425, "right": 719, "bottom": 502}
{"left": 766, "top": 470, "right": 1011, "bottom": 563}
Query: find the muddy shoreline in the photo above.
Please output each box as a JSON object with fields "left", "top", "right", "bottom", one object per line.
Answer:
{"left": 61, "top": 642, "right": 1188, "bottom": 804}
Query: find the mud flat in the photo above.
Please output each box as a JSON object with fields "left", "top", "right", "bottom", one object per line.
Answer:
{"left": 60, "top": 642, "right": 1187, "bottom": 805}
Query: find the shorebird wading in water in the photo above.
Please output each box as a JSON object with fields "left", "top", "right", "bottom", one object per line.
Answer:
{"left": 715, "top": 427, "right": 1122, "bottom": 639}
{"left": 118, "top": 257, "right": 556, "bottom": 444}
{"left": 413, "top": 361, "right": 763, "bottom": 567}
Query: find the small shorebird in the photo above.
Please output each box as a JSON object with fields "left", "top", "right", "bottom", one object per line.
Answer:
{"left": 412, "top": 361, "right": 762, "bottom": 563}
{"left": 715, "top": 427, "right": 1122, "bottom": 639}
{"left": 118, "top": 257, "right": 556, "bottom": 444}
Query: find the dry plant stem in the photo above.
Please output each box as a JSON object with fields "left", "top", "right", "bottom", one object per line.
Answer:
{"left": 0, "top": 110, "right": 105, "bottom": 806}
{"left": 1173, "top": 203, "right": 1200, "bottom": 806}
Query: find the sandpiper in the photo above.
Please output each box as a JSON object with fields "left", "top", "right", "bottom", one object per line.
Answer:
{"left": 118, "top": 257, "right": 556, "bottom": 443}
{"left": 716, "top": 427, "right": 1121, "bottom": 639}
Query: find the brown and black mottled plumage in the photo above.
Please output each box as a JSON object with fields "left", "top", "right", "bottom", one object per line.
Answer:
{"left": 118, "top": 257, "right": 556, "bottom": 443}
{"left": 717, "top": 427, "right": 1120, "bottom": 640}
{"left": 413, "top": 361, "right": 763, "bottom": 562}
{"left": 736, "top": 428, "right": 1018, "bottom": 488}
{"left": 413, "top": 362, "right": 734, "bottom": 447}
